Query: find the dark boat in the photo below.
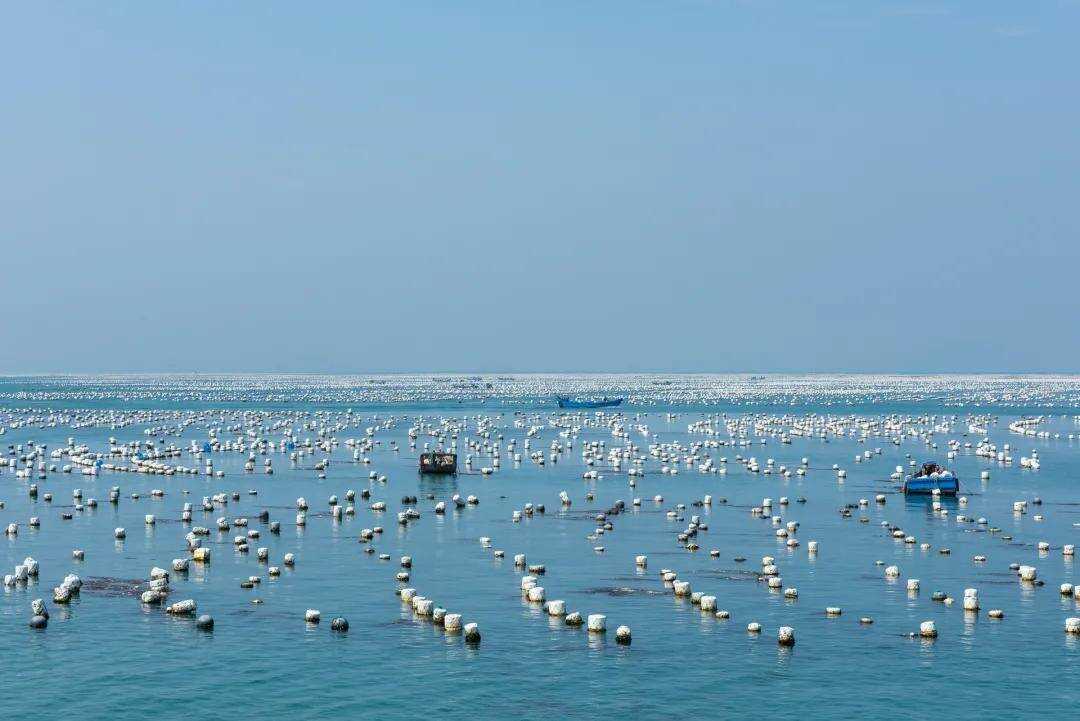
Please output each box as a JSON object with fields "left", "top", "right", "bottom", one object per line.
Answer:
{"left": 555, "top": 395, "right": 623, "bottom": 409}
{"left": 419, "top": 452, "right": 457, "bottom": 475}
{"left": 903, "top": 461, "right": 959, "bottom": 495}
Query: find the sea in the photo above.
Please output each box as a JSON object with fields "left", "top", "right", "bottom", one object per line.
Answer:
{"left": 1, "top": 373, "right": 1078, "bottom": 719}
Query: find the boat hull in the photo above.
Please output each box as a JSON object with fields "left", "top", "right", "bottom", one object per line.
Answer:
{"left": 555, "top": 396, "right": 623, "bottom": 409}
{"left": 903, "top": 476, "right": 959, "bottom": 495}
{"left": 419, "top": 452, "right": 457, "bottom": 475}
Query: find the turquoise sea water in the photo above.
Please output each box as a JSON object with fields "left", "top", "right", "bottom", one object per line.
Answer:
{"left": 2, "top": 375, "right": 1079, "bottom": 719}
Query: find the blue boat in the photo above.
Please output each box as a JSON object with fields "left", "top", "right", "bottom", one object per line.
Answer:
{"left": 555, "top": 395, "right": 624, "bottom": 409}
{"left": 903, "top": 461, "right": 959, "bottom": 495}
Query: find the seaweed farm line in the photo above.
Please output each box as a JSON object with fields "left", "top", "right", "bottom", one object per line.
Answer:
{"left": 2, "top": 377, "right": 1080, "bottom": 719}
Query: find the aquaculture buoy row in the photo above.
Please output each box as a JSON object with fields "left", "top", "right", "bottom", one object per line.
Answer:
{"left": 2, "top": 402, "right": 1077, "bottom": 656}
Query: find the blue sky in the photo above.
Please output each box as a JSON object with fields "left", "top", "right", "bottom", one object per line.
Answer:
{"left": 4, "top": 1, "right": 1077, "bottom": 373}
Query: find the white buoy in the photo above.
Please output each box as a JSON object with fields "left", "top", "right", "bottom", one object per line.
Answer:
{"left": 166, "top": 599, "right": 197, "bottom": 616}
{"left": 778, "top": 626, "right": 795, "bottom": 646}
{"left": 963, "top": 588, "right": 980, "bottom": 611}
{"left": 142, "top": 587, "right": 169, "bottom": 604}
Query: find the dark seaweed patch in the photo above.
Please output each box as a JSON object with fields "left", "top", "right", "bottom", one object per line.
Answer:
{"left": 580, "top": 586, "right": 667, "bottom": 597}
{"left": 699, "top": 569, "right": 762, "bottom": 582}
{"left": 82, "top": 576, "right": 145, "bottom": 597}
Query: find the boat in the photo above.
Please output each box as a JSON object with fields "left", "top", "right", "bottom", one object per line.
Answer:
{"left": 903, "top": 461, "right": 959, "bottom": 495}
{"left": 555, "top": 395, "right": 624, "bottom": 409}
{"left": 419, "top": 451, "right": 457, "bottom": 475}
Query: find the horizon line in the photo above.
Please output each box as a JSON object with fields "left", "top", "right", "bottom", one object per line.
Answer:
{"left": 2, "top": 370, "right": 1080, "bottom": 378}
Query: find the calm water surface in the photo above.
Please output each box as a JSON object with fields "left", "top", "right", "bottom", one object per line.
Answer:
{"left": 2, "top": 383, "right": 1079, "bottom": 719}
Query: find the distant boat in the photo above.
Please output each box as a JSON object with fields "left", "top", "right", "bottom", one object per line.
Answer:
{"left": 555, "top": 395, "right": 623, "bottom": 409}
{"left": 419, "top": 452, "right": 457, "bottom": 475}
{"left": 903, "top": 461, "right": 959, "bottom": 495}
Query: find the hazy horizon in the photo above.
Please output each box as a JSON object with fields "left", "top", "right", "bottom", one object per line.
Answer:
{"left": 3, "top": 370, "right": 1079, "bottom": 379}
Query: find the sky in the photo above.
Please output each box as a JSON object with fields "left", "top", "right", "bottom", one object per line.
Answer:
{"left": 3, "top": 1, "right": 1078, "bottom": 374}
